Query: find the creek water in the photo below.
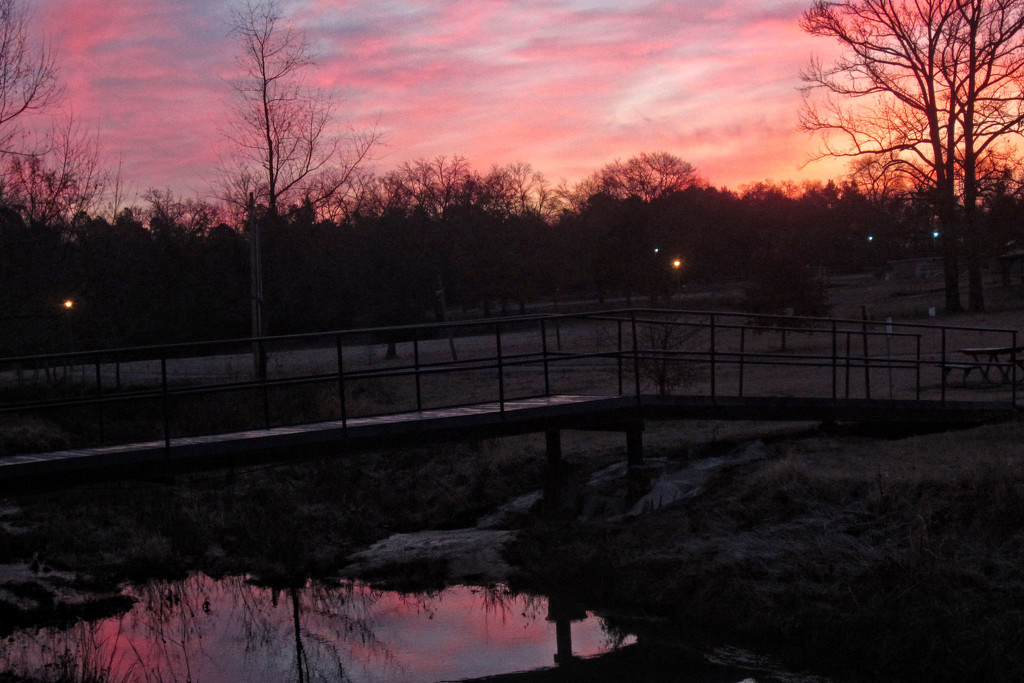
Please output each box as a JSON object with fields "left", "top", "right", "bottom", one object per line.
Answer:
{"left": 0, "top": 573, "right": 835, "bottom": 683}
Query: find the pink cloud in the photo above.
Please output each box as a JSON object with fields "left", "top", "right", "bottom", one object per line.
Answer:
{"left": 28, "top": 0, "right": 846, "bottom": 199}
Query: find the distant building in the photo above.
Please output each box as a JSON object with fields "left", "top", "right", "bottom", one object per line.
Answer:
{"left": 998, "top": 248, "right": 1024, "bottom": 289}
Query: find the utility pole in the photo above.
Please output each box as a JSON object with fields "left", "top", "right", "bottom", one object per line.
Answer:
{"left": 248, "top": 193, "right": 266, "bottom": 377}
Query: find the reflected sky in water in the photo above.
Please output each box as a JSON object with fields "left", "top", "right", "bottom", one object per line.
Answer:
{"left": 0, "top": 574, "right": 632, "bottom": 682}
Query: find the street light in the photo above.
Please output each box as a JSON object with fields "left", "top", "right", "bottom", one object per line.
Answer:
{"left": 62, "top": 299, "right": 75, "bottom": 377}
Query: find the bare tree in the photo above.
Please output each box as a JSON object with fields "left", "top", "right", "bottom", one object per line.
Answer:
{"left": 223, "top": 0, "right": 377, "bottom": 219}
{"left": 0, "top": 0, "right": 60, "bottom": 155}
{"left": 596, "top": 151, "right": 704, "bottom": 201}
{"left": 801, "top": 0, "right": 1024, "bottom": 312}
{"left": 398, "top": 155, "right": 475, "bottom": 219}
{"left": 143, "top": 188, "right": 224, "bottom": 237}
{"left": 362, "top": 169, "right": 415, "bottom": 218}
{"left": 553, "top": 174, "right": 601, "bottom": 214}
{"left": 484, "top": 162, "right": 556, "bottom": 220}
{"left": 562, "top": 152, "right": 704, "bottom": 206}
{"left": 2, "top": 114, "right": 106, "bottom": 232}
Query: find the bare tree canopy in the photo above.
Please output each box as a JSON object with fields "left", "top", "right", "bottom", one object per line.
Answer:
{"left": 0, "top": 0, "right": 60, "bottom": 154}
{"left": 2, "top": 114, "right": 107, "bottom": 231}
{"left": 224, "top": 0, "right": 377, "bottom": 219}
{"left": 600, "top": 151, "right": 705, "bottom": 201}
{"left": 800, "top": 0, "right": 1024, "bottom": 311}
{"left": 557, "top": 152, "right": 705, "bottom": 210}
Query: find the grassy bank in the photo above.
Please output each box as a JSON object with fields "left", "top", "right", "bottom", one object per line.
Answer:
{"left": 508, "top": 421, "right": 1024, "bottom": 682}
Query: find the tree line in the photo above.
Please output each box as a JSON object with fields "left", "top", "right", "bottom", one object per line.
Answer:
{"left": 4, "top": 147, "right": 996, "bottom": 356}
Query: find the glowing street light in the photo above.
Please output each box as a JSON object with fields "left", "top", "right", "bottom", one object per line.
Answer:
{"left": 62, "top": 299, "right": 75, "bottom": 356}
{"left": 671, "top": 258, "right": 684, "bottom": 297}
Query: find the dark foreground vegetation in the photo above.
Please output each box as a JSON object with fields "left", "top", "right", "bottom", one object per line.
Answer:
{"left": 511, "top": 423, "right": 1024, "bottom": 682}
{"left": 2, "top": 419, "right": 1024, "bottom": 682}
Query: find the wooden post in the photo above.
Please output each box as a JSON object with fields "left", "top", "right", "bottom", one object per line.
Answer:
{"left": 546, "top": 429, "right": 562, "bottom": 464}
{"left": 626, "top": 421, "right": 643, "bottom": 467}
{"left": 861, "top": 305, "right": 872, "bottom": 399}
{"left": 554, "top": 617, "right": 573, "bottom": 666}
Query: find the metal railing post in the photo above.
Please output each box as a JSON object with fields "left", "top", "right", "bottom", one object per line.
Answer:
{"left": 631, "top": 311, "right": 641, "bottom": 401}
{"left": 617, "top": 319, "right": 624, "bottom": 396}
{"left": 845, "top": 332, "right": 852, "bottom": 399}
{"left": 496, "top": 323, "right": 505, "bottom": 415}
{"left": 941, "top": 327, "right": 947, "bottom": 406}
{"left": 1013, "top": 331, "right": 1018, "bottom": 408}
{"left": 336, "top": 333, "right": 348, "bottom": 435}
{"left": 541, "top": 319, "right": 551, "bottom": 397}
{"left": 414, "top": 329, "right": 422, "bottom": 412}
{"left": 861, "top": 311, "right": 871, "bottom": 400}
{"left": 95, "top": 358, "right": 105, "bottom": 445}
{"left": 259, "top": 339, "right": 270, "bottom": 429}
{"left": 915, "top": 334, "right": 922, "bottom": 401}
{"left": 710, "top": 314, "right": 717, "bottom": 400}
{"left": 831, "top": 321, "right": 837, "bottom": 402}
{"left": 161, "top": 355, "right": 170, "bottom": 451}
{"left": 739, "top": 327, "right": 746, "bottom": 397}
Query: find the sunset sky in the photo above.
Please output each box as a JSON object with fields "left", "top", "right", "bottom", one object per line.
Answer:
{"left": 33, "top": 0, "right": 846, "bottom": 199}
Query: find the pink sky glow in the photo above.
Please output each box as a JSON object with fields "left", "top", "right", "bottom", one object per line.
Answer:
{"left": 32, "top": 0, "right": 847, "bottom": 200}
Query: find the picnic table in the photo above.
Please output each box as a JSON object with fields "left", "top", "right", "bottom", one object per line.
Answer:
{"left": 943, "top": 346, "right": 1024, "bottom": 386}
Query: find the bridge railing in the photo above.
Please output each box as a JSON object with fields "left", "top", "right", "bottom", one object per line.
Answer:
{"left": 0, "top": 310, "right": 1017, "bottom": 454}
{"left": 599, "top": 309, "right": 1018, "bottom": 405}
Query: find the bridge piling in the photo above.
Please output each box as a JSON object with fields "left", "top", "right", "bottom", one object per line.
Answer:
{"left": 626, "top": 421, "right": 644, "bottom": 467}
{"left": 545, "top": 429, "right": 562, "bottom": 464}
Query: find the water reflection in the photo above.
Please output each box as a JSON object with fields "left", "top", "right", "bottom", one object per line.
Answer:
{"left": 0, "top": 575, "right": 632, "bottom": 682}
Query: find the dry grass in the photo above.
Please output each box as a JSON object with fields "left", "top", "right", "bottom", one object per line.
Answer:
{"left": 0, "top": 417, "right": 71, "bottom": 457}
{"left": 510, "top": 419, "right": 1024, "bottom": 682}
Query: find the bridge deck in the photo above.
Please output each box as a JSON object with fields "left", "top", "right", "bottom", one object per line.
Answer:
{"left": 1, "top": 393, "right": 1013, "bottom": 491}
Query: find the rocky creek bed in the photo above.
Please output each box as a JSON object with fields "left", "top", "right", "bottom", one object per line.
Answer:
{"left": 1, "top": 419, "right": 1024, "bottom": 682}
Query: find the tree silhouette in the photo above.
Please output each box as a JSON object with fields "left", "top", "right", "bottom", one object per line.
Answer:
{"left": 223, "top": 0, "right": 377, "bottom": 219}
{"left": 0, "top": 0, "right": 60, "bottom": 154}
{"left": 3, "top": 114, "right": 107, "bottom": 233}
{"left": 801, "top": 0, "right": 1024, "bottom": 312}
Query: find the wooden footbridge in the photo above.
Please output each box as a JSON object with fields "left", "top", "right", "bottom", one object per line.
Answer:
{"left": 0, "top": 309, "right": 1020, "bottom": 491}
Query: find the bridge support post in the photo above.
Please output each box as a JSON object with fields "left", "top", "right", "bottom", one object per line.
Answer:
{"left": 545, "top": 429, "right": 562, "bottom": 464}
{"left": 626, "top": 421, "right": 644, "bottom": 467}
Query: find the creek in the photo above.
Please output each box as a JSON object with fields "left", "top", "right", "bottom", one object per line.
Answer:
{"left": 0, "top": 573, "right": 836, "bottom": 682}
